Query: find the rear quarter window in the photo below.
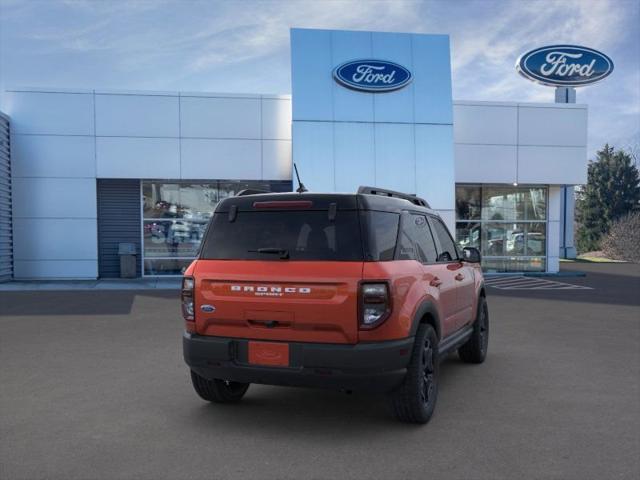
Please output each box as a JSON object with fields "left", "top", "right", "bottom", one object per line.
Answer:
{"left": 397, "top": 213, "right": 438, "bottom": 263}
{"left": 361, "top": 211, "right": 400, "bottom": 261}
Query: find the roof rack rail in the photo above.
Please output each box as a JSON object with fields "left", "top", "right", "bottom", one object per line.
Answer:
{"left": 236, "top": 189, "right": 269, "bottom": 197}
{"left": 357, "top": 186, "right": 431, "bottom": 208}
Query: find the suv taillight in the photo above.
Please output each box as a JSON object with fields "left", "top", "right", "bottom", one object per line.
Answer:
{"left": 359, "top": 282, "right": 391, "bottom": 329}
{"left": 182, "top": 276, "right": 195, "bottom": 321}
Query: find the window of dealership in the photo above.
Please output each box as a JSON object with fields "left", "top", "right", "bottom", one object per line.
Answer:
{"left": 140, "top": 182, "right": 549, "bottom": 276}
{"left": 455, "top": 185, "right": 547, "bottom": 272}
{"left": 141, "top": 180, "right": 290, "bottom": 275}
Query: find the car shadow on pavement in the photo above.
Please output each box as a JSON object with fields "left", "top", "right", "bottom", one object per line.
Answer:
{"left": 179, "top": 355, "right": 472, "bottom": 435}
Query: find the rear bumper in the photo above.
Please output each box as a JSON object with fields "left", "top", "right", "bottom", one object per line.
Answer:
{"left": 183, "top": 332, "right": 414, "bottom": 393}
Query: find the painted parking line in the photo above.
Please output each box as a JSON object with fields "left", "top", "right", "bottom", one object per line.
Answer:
{"left": 486, "top": 277, "right": 539, "bottom": 287}
{"left": 485, "top": 276, "right": 592, "bottom": 290}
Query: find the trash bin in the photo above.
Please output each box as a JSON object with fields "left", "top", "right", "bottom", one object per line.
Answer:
{"left": 118, "top": 242, "right": 137, "bottom": 278}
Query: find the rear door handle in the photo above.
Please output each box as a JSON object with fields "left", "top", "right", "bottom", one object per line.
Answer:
{"left": 455, "top": 273, "right": 465, "bottom": 281}
{"left": 430, "top": 277, "right": 442, "bottom": 288}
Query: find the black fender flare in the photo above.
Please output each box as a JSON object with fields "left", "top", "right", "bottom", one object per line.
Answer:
{"left": 409, "top": 301, "right": 442, "bottom": 340}
{"left": 476, "top": 280, "right": 487, "bottom": 304}
{"left": 478, "top": 280, "right": 486, "bottom": 298}
{"left": 475, "top": 281, "right": 487, "bottom": 323}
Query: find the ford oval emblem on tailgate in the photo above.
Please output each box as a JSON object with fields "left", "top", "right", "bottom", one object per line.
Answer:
{"left": 200, "top": 304, "right": 215, "bottom": 313}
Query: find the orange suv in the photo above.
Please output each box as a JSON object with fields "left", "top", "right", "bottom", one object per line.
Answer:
{"left": 182, "top": 187, "right": 488, "bottom": 423}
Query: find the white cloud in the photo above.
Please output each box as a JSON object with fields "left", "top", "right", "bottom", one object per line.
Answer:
{"left": 184, "top": 0, "right": 425, "bottom": 72}
{"left": 449, "top": 0, "right": 628, "bottom": 99}
{"left": 1, "top": 0, "right": 637, "bottom": 155}
{"left": 2, "top": 0, "right": 424, "bottom": 70}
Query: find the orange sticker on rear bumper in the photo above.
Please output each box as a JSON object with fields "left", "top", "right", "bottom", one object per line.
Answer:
{"left": 248, "top": 341, "right": 290, "bottom": 367}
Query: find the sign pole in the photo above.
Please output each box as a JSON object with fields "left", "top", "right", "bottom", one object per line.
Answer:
{"left": 554, "top": 86, "right": 576, "bottom": 103}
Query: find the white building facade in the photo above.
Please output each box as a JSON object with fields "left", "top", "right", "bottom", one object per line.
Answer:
{"left": 0, "top": 28, "right": 587, "bottom": 279}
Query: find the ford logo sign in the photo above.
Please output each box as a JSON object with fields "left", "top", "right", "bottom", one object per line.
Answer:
{"left": 333, "top": 59, "right": 412, "bottom": 93}
{"left": 516, "top": 45, "right": 613, "bottom": 87}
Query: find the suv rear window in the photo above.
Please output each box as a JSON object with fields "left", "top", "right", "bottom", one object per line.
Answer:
{"left": 200, "top": 211, "right": 363, "bottom": 261}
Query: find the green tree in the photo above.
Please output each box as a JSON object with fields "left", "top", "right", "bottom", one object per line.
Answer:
{"left": 576, "top": 144, "right": 640, "bottom": 253}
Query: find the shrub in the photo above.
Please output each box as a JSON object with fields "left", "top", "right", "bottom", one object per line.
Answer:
{"left": 601, "top": 211, "right": 640, "bottom": 262}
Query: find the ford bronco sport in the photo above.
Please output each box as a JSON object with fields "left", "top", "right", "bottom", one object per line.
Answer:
{"left": 182, "top": 186, "right": 488, "bottom": 423}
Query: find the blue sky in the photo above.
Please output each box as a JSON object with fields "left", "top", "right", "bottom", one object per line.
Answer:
{"left": 0, "top": 0, "right": 638, "bottom": 158}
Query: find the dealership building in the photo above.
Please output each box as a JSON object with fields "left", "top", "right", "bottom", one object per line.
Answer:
{"left": 0, "top": 28, "right": 589, "bottom": 280}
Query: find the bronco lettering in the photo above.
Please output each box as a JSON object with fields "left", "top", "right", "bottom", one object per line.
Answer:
{"left": 230, "top": 285, "right": 311, "bottom": 294}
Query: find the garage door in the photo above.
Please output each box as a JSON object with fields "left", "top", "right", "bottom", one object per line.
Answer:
{"left": 97, "top": 179, "right": 142, "bottom": 278}
{"left": 0, "top": 113, "right": 11, "bottom": 283}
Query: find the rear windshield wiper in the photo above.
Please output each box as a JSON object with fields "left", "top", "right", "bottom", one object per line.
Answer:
{"left": 248, "top": 247, "right": 290, "bottom": 259}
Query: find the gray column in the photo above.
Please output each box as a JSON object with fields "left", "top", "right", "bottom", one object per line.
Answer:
{"left": 560, "top": 185, "right": 577, "bottom": 258}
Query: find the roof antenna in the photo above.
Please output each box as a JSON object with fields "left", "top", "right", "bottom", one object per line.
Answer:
{"left": 293, "top": 163, "right": 308, "bottom": 193}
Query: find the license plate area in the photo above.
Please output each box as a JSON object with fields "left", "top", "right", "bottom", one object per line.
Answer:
{"left": 248, "top": 341, "right": 290, "bottom": 367}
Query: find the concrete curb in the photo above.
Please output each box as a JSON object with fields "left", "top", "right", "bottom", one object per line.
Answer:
{"left": 0, "top": 279, "right": 182, "bottom": 291}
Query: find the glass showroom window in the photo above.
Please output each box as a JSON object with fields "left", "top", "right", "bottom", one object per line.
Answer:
{"left": 455, "top": 185, "right": 547, "bottom": 272}
{"left": 142, "top": 180, "right": 274, "bottom": 276}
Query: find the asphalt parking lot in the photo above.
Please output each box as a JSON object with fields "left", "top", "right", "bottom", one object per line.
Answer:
{"left": 1, "top": 262, "right": 639, "bottom": 480}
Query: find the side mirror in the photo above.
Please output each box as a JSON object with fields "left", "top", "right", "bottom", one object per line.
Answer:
{"left": 462, "top": 247, "right": 481, "bottom": 264}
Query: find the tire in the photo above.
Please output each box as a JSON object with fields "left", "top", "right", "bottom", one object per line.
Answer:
{"left": 389, "top": 324, "right": 439, "bottom": 424}
{"left": 458, "top": 296, "right": 489, "bottom": 364}
{"left": 190, "top": 370, "right": 250, "bottom": 403}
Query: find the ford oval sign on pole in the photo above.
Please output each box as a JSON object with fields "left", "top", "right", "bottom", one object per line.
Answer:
{"left": 516, "top": 45, "right": 613, "bottom": 87}
{"left": 333, "top": 59, "right": 412, "bottom": 92}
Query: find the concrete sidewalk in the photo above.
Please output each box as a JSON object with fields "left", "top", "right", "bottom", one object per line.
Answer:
{"left": 0, "top": 270, "right": 589, "bottom": 292}
{"left": 0, "top": 268, "right": 596, "bottom": 291}
{"left": 0, "top": 278, "right": 182, "bottom": 291}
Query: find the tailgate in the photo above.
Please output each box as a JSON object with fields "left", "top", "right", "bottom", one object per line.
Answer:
{"left": 194, "top": 260, "right": 363, "bottom": 344}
